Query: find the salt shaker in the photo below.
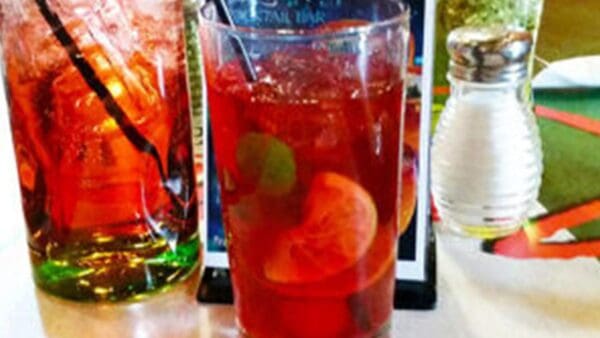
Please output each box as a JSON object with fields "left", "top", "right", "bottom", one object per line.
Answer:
{"left": 431, "top": 26, "right": 543, "bottom": 239}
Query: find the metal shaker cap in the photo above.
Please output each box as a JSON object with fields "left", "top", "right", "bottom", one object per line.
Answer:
{"left": 447, "top": 26, "right": 533, "bottom": 83}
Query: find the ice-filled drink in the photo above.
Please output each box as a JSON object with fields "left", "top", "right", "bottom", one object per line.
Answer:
{"left": 200, "top": 1, "right": 409, "bottom": 336}
{"left": 0, "top": 0, "right": 199, "bottom": 301}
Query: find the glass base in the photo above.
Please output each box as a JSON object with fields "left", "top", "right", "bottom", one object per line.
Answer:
{"left": 237, "top": 316, "right": 392, "bottom": 338}
{"left": 439, "top": 218, "right": 523, "bottom": 240}
{"left": 30, "top": 234, "right": 200, "bottom": 302}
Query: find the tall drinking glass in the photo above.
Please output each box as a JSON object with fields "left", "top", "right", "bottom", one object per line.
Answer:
{"left": 199, "top": 1, "right": 410, "bottom": 337}
{"left": 0, "top": 0, "right": 199, "bottom": 301}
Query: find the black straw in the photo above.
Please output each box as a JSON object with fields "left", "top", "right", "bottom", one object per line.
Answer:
{"left": 34, "top": 0, "right": 185, "bottom": 207}
{"left": 213, "top": 0, "right": 258, "bottom": 82}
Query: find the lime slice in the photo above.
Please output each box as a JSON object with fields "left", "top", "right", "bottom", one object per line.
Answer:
{"left": 264, "top": 172, "right": 378, "bottom": 284}
{"left": 236, "top": 132, "right": 296, "bottom": 196}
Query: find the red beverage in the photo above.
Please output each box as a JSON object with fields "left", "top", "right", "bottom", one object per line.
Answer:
{"left": 1, "top": 1, "right": 199, "bottom": 301}
{"left": 206, "top": 48, "right": 405, "bottom": 337}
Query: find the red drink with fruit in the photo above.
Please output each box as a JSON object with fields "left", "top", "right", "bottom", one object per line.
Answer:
{"left": 206, "top": 43, "right": 407, "bottom": 336}
{"left": 1, "top": 0, "right": 199, "bottom": 301}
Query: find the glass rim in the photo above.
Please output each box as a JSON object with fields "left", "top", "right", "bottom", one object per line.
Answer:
{"left": 198, "top": 1, "right": 410, "bottom": 41}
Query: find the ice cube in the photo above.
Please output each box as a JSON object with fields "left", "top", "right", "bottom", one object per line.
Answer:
{"left": 239, "top": 51, "right": 353, "bottom": 155}
{"left": 51, "top": 45, "right": 166, "bottom": 164}
{"left": 3, "top": 8, "right": 69, "bottom": 81}
{"left": 132, "top": 2, "right": 186, "bottom": 73}
{"left": 55, "top": 0, "right": 138, "bottom": 66}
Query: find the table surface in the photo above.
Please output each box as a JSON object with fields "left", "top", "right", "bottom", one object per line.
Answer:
{"left": 2, "top": 84, "right": 600, "bottom": 338}
{"left": 2, "top": 219, "right": 600, "bottom": 338}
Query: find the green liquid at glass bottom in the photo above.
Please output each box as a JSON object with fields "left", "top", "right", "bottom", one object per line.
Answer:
{"left": 30, "top": 234, "right": 199, "bottom": 302}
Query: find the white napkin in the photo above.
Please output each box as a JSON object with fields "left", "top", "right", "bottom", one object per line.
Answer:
{"left": 533, "top": 55, "right": 600, "bottom": 89}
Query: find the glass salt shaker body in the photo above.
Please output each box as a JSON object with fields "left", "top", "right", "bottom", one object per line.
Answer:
{"left": 431, "top": 27, "right": 543, "bottom": 239}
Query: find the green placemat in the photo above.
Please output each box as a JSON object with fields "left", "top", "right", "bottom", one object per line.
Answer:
{"left": 535, "top": 89, "right": 600, "bottom": 240}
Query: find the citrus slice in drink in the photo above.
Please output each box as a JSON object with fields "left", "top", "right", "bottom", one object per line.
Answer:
{"left": 264, "top": 172, "right": 377, "bottom": 284}
{"left": 399, "top": 145, "right": 418, "bottom": 235}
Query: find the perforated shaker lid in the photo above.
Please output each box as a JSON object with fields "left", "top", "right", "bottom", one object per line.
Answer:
{"left": 447, "top": 26, "right": 533, "bottom": 83}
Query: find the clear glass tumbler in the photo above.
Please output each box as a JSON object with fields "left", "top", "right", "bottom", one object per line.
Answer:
{"left": 199, "top": 1, "right": 410, "bottom": 337}
{"left": 0, "top": 0, "right": 199, "bottom": 301}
